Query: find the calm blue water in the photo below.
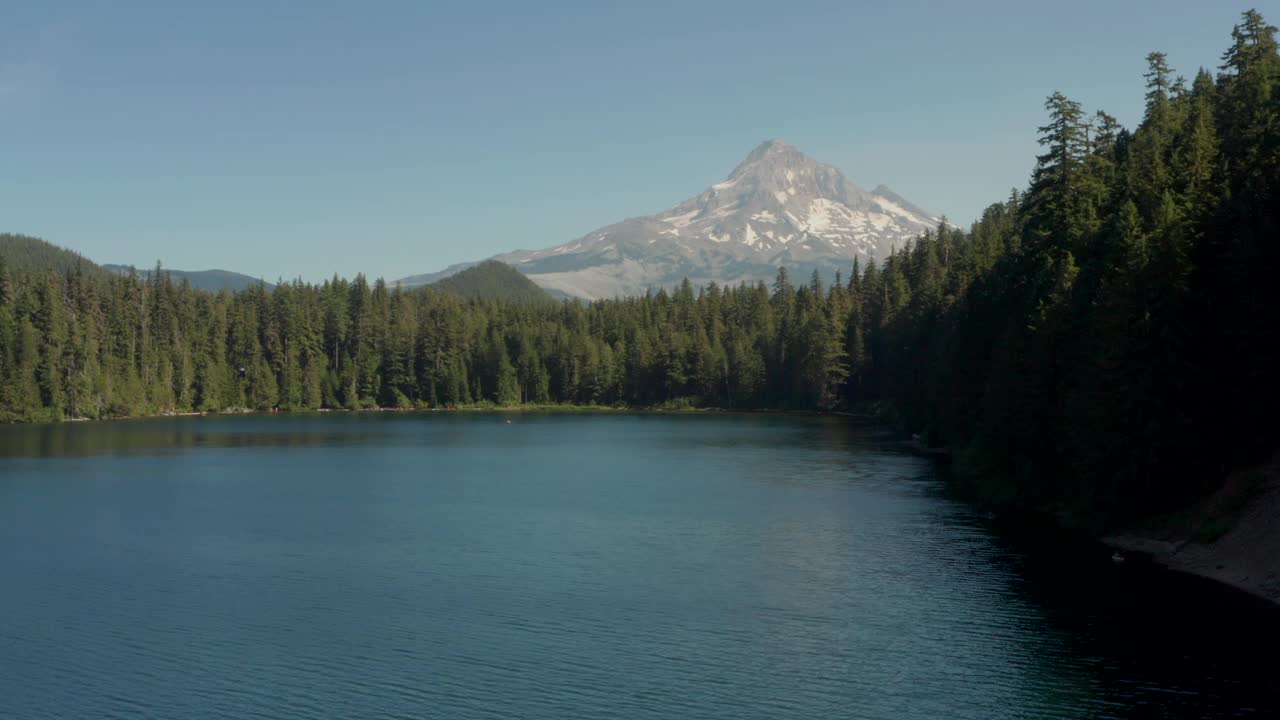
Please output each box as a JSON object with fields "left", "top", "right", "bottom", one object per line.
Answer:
{"left": 1, "top": 413, "right": 1277, "bottom": 719}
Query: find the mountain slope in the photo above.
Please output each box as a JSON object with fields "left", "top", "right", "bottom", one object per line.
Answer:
{"left": 103, "top": 265, "right": 273, "bottom": 293}
{"left": 429, "top": 260, "right": 552, "bottom": 303}
{"left": 401, "top": 140, "right": 943, "bottom": 299}
{"left": 0, "top": 234, "right": 107, "bottom": 277}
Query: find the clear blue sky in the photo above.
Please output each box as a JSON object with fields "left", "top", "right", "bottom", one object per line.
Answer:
{"left": 1, "top": 1, "right": 1268, "bottom": 282}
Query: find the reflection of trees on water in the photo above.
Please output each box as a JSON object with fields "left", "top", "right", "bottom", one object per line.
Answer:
{"left": 0, "top": 417, "right": 391, "bottom": 458}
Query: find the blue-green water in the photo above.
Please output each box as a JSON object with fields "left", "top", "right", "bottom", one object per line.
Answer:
{"left": 1, "top": 413, "right": 1276, "bottom": 718}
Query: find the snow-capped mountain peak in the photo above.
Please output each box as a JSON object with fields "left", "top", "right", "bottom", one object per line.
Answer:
{"left": 398, "top": 140, "right": 943, "bottom": 299}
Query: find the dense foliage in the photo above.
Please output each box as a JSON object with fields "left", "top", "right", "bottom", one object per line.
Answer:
{"left": 860, "top": 12, "right": 1280, "bottom": 516}
{"left": 1, "top": 13, "right": 1276, "bottom": 518}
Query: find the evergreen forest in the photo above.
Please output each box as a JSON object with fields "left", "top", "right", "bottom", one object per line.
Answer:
{"left": 2, "top": 11, "right": 1277, "bottom": 519}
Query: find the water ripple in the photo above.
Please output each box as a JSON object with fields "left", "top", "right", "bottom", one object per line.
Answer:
{"left": 1, "top": 414, "right": 1278, "bottom": 718}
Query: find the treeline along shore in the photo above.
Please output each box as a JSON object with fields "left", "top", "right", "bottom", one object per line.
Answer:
{"left": 2, "top": 11, "right": 1278, "bottom": 527}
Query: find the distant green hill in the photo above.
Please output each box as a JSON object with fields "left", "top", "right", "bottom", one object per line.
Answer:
{"left": 103, "top": 265, "right": 273, "bottom": 293}
{"left": 429, "top": 260, "right": 553, "bottom": 303}
{"left": 0, "top": 234, "right": 106, "bottom": 277}
{"left": 0, "top": 234, "right": 271, "bottom": 293}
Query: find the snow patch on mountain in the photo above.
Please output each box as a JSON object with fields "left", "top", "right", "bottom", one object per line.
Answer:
{"left": 399, "top": 140, "right": 945, "bottom": 299}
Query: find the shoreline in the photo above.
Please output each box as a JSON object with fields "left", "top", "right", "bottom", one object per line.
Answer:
{"left": 1103, "top": 534, "right": 1280, "bottom": 608}
{"left": 22, "top": 404, "right": 859, "bottom": 426}
{"left": 1102, "top": 453, "right": 1280, "bottom": 607}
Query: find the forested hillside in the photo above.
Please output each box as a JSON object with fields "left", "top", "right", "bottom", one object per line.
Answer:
{"left": 0, "top": 234, "right": 106, "bottom": 278}
{"left": 429, "top": 261, "right": 552, "bottom": 304}
{"left": 103, "top": 265, "right": 273, "bottom": 294}
{"left": 1, "top": 12, "right": 1275, "bottom": 520}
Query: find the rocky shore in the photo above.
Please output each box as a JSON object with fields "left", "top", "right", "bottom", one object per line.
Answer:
{"left": 1105, "top": 452, "right": 1280, "bottom": 605}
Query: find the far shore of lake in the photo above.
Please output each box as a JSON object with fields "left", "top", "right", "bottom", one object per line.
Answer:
{"left": 20, "top": 403, "right": 872, "bottom": 427}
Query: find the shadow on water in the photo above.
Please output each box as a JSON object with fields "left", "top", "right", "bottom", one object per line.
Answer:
{"left": 918, "top": 464, "right": 1280, "bottom": 716}
{"left": 987, "top": 518, "right": 1280, "bottom": 716}
{"left": 808, "top": 418, "right": 1280, "bottom": 715}
{"left": 2, "top": 413, "right": 1277, "bottom": 717}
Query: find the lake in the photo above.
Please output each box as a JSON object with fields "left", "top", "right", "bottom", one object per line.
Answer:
{"left": 1, "top": 413, "right": 1277, "bottom": 718}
